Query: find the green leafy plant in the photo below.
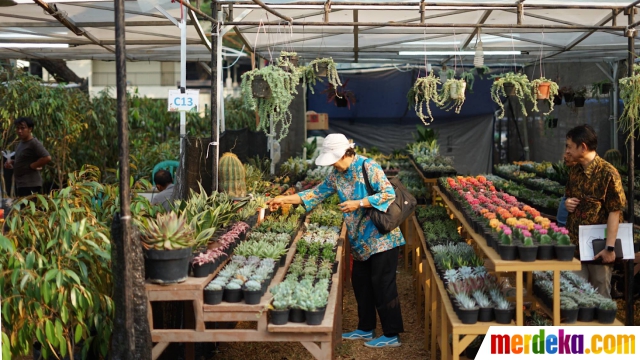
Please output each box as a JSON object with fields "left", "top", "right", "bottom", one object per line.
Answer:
{"left": 138, "top": 212, "right": 196, "bottom": 250}
{"left": 302, "top": 57, "right": 341, "bottom": 93}
{"left": 410, "top": 71, "right": 442, "bottom": 125}
{"left": 530, "top": 77, "right": 559, "bottom": 115}
{"left": 439, "top": 78, "right": 467, "bottom": 114}
{"left": 491, "top": 72, "right": 532, "bottom": 118}
{"left": 598, "top": 298, "right": 617, "bottom": 311}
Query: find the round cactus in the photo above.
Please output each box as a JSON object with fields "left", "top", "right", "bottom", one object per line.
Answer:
{"left": 603, "top": 149, "right": 623, "bottom": 167}
{"left": 219, "top": 152, "right": 246, "bottom": 197}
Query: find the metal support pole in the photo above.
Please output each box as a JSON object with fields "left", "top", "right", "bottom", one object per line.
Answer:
{"left": 611, "top": 61, "right": 619, "bottom": 151}
{"left": 114, "top": 0, "right": 134, "bottom": 356}
{"left": 180, "top": 5, "right": 187, "bottom": 156}
{"left": 212, "top": 1, "right": 219, "bottom": 193}
{"left": 353, "top": 10, "right": 359, "bottom": 63}
{"left": 626, "top": 11, "right": 636, "bottom": 327}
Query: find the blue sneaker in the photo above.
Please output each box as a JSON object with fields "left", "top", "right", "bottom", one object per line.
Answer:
{"left": 342, "top": 329, "right": 374, "bottom": 340}
{"left": 364, "top": 335, "right": 401, "bottom": 348}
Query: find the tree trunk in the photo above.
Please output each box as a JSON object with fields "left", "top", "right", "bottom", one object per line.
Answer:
{"left": 36, "top": 59, "right": 88, "bottom": 91}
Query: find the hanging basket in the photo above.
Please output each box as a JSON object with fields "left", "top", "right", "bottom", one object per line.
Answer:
{"left": 601, "top": 83, "right": 612, "bottom": 94}
{"left": 335, "top": 97, "right": 349, "bottom": 108}
{"left": 450, "top": 81, "right": 467, "bottom": 100}
{"left": 279, "top": 56, "right": 299, "bottom": 73}
{"left": 314, "top": 63, "right": 329, "bottom": 77}
{"left": 503, "top": 83, "right": 517, "bottom": 96}
{"left": 536, "top": 82, "right": 551, "bottom": 100}
{"left": 252, "top": 75, "right": 271, "bottom": 99}
{"left": 574, "top": 96, "right": 586, "bottom": 107}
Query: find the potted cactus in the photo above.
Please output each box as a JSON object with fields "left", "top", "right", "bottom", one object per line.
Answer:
{"left": 537, "top": 232, "right": 554, "bottom": 260}
{"left": 219, "top": 152, "right": 247, "bottom": 197}
{"left": 597, "top": 299, "right": 618, "bottom": 324}
{"left": 498, "top": 228, "right": 517, "bottom": 261}
{"left": 243, "top": 280, "right": 263, "bottom": 305}
{"left": 517, "top": 233, "right": 539, "bottom": 262}
{"left": 139, "top": 212, "right": 196, "bottom": 284}
{"left": 224, "top": 280, "right": 244, "bottom": 303}
{"left": 554, "top": 231, "right": 575, "bottom": 261}
{"left": 560, "top": 296, "right": 579, "bottom": 324}
{"left": 204, "top": 280, "right": 225, "bottom": 305}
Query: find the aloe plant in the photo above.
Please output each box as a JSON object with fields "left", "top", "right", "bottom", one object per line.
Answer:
{"left": 138, "top": 212, "right": 196, "bottom": 250}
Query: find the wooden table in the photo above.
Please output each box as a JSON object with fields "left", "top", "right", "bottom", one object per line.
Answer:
{"left": 145, "top": 223, "right": 347, "bottom": 360}
{"left": 434, "top": 186, "right": 582, "bottom": 326}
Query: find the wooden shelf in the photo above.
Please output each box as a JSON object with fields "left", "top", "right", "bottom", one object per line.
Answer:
{"left": 534, "top": 296, "right": 624, "bottom": 326}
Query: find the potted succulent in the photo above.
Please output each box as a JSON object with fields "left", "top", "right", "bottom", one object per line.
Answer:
{"left": 303, "top": 57, "right": 341, "bottom": 93}
{"left": 576, "top": 294, "right": 597, "bottom": 322}
{"left": 224, "top": 280, "right": 244, "bottom": 303}
{"left": 560, "top": 296, "right": 579, "bottom": 324}
{"left": 531, "top": 77, "right": 560, "bottom": 115}
{"left": 192, "top": 250, "right": 216, "bottom": 277}
{"left": 322, "top": 78, "right": 356, "bottom": 109}
{"left": 243, "top": 280, "right": 263, "bottom": 305}
{"left": 574, "top": 86, "right": 587, "bottom": 107}
{"left": 139, "top": 212, "right": 196, "bottom": 284}
{"left": 409, "top": 71, "right": 442, "bottom": 125}
{"left": 493, "top": 297, "right": 514, "bottom": 324}
{"left": 455, "top": 293, "right": 479, "bottom": 324}
{"left": 537, "top": 232, "right": 555, "bottom": 260}
{"left": 554, "top": 231, "right": 575, "bottom": 261}
{"left": 561, "top": 86, "right": 575, "bottom": 103}
{"left": 302, "top": 290, "right": 329, "bottom": 326}
{"left": 269, "top": 282, "right": 294, "bottom": 325}
{"left": 597, "top": 298, "right": 618, "bottom": 324}
{"left": 498, "top": 228, "right": 517, "bottom": 261}
{"left": 278, "top": 51, "right": 300, "bottom": 73}
{"left": 491, "top": 72, "right": 532, "bottom": 118}
{"left": 517, "top": 233, "right": 539, "bottom": 262}
{"left": 439, "top": 78, "right": 467, "bottom": 114}
{"left": 472, "top": 291, "right": 494, "bottom": 322}
{"left": 204, "top": 280, "right": 225, "bottom": 305}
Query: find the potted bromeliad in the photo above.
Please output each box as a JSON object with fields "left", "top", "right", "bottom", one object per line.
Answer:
{"left": 491, "top": 72, "right": 532, "bottom": 118}
{"left": 139, "top": 212, "right": 197, "bottom": 284}
{"left": 409, "top": 71, "right": 442, "bottom": 125}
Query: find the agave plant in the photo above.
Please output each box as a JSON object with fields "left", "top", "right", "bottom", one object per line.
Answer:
{"left": 139, "top": 212, "right": 196, "bottom": 250}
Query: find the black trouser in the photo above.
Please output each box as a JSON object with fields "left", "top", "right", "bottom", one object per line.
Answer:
{"left": 352, "top": 246, "right": 404, "bottom": 337}
{"left": 16, "top": 186, "right": 41, "bottom": 197}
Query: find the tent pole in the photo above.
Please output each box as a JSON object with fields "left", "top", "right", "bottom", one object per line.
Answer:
{"left": 626, "top": 11, "right": 636, "bottom": 327}
{"left": 211, "top": 1, "right": 219, "bottom": 193}
{"left": 611, "top": 61, "right": 619, "bottom": 151}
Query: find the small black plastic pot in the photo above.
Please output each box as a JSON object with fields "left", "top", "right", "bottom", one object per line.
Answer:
{"left": 458, "top": 308, "right": 479, "bottom": 324}
{"left": 503, "top": 83, "right": 517, "bottom": 96}
{"left": 563, "top": 92, "right": 575, "bottom": 103}
{"left": 555, "top": 244, "right": 576, "bottom": 261}
{"left": 279, "top": 254, "right": 287, "bottom": 267}
{"left": 478, "top": 307, "right": 494, "bottom": 322}
{"left": 289, "top": 308, "right": 306, "bottom": 323}
{"left": 251, "top": 75, "right": 271, "bottom": 99}
{"left": 494, "top": 308, "right": 514, "bottom": 324}
{"left": 499, "top": 244, "right": 518, "bottom": 261}
{"left": 597, "top": 308, "right": 617, "bottom": 324}
{"left": 465, "top": 345, "right": 480, "bottom": 360}
{"left": 553, "top": 94, "right": 563, "bottom": 105}
{"left": 223, "top": 288, "right": 243, "bottom": 303}
{"left": 517, "top": 245, "right": 539, "bottom": 262}
{"left": 204, "top": 289, "right": 223, "bottom": 305}
{"left": 574, "top": 96, "right": 586, "bottom": 107}
{"left": 486, "top": 234, "right": 494, "bottom": 249}
{"left": 578, "top": 307, "right": 596, "bottom": 322}
{"left": 192, "top": 262, "right": 214, "bottom": 278}
{"left": 537, "top": 244, "right": 555, "bottom": 260}
{"left": 144, "top": 247, "right": 192, "bottom": 285}
{"left": 332, "top": 261, "right": 339, "bottom": 274}
{"left": 561, "top": 308, "right": 579, "bottom": 324}
{"left": 270, "top": 309, "right": 290, "bottom": 325}
{"left": 243, "top": 289, "right": 263, "bottom": 305}
{"left": 305, "top": 310, "right": 326, "bottom": 325}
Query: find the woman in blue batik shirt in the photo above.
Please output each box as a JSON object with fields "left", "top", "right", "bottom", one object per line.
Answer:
{"left": 267, "top": 133, "right": 404, "bottom": 348}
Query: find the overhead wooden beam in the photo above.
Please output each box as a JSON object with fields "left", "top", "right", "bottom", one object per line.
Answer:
{"left": 251, "top": 0, "right": 293, "bottom": 23}
{"left": 324, "top": 0, "right": 331, "bottom": 23}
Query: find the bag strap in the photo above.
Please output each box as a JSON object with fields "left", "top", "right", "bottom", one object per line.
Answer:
{"left": 361, "top": 159, "right": 374, "bottom": 196}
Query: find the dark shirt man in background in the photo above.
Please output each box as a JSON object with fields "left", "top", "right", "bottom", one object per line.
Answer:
{"left": 564, "top": 124, "right": 626, "bottom": 298}
{"left": 3, "top": 117, "right": 51, "bottom": 197}
{"left": 151, "top": 170, "right": 175, "bottom": 212}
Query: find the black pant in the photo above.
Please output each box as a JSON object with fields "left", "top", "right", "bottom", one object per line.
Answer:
{"left": 352, "top": 246, "right": 404, "bottom": 336}
{"left": 16, "top": 186, "right": 41, "bottom": 197}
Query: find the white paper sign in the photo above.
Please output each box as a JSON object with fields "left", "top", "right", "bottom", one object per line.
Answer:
{"left": 168, "top": 89, "right": 199, "bottom": 112}
{"left": 578, "top": 223, "right": 634, "bottom": 260}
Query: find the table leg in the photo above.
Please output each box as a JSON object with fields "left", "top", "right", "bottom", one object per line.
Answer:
{"left": 553, "top": 270, "right": 560, "bottom": 326}
{"left": 441, "top": 304, "right": 450, "bottom": 360}
{"left": 424, "top": 267, "right": 430, "bottom": 351}
{"left": 430, "top": 278, "right": 438, "bottom": 358}
{"left": 516, "top": 271, "right": 523, "bottom": 326}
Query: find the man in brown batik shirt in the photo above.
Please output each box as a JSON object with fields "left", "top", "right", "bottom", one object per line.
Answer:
{"left": 564, "top": 124, "right": 626, "bottom": 299}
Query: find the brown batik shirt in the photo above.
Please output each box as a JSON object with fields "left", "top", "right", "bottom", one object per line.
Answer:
{"left": 565, "top": 155, "right": 626, "bottom": 245}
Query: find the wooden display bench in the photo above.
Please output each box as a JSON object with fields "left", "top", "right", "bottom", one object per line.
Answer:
{"left": 408, "top": 157, "right": 441, "bottom": 205}
{"left": 145, "top": 224, "right": 347, "bottom": 360}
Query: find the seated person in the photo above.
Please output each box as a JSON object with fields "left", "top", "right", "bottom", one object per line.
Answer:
{"left": 151, "top": 170, "right": 175, "bottom": 212}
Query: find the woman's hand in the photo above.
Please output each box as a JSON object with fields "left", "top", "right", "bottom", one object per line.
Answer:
{"left": 339, "top": 200, "right": 360, "bottom": 213}
{"left": 266, "top": 196, "right": 286, "bottom": 212}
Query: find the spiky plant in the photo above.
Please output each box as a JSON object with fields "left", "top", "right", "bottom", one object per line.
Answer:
{"left": 139, "top": 212, "right": 195, "bottom": 250}
{"left": 455, "top": 293, "right": 478, "bottom": 310}
{"left": 495, "top": 298, "right": 512, "bottom": 310}
{"left": 598, "top": 299, "right": 617, "bottom": 311}
{"left": 472, "top": 291, "right": 492, "bottom": 308}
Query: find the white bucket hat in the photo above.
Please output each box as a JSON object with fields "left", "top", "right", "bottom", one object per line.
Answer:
{"left": 315, "top": 133, "right": 355, "bottom": 166}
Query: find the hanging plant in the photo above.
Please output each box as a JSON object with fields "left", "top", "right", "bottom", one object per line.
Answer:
{"left": 530, "top": 77, "right": 559, "bottom": 115}
{"left": 321, "top": 78, "right": 356, "bottom": 109}
{"left": 410, "top": 71, "right": 442, "bottom": 125}
{"left": 302, "top": 57, "right": 342, "bottom": 94}
{"left": 240, "top": 65, "right": 300, "bottom": 141}
{"left": 619, "top": 65, "right": 640, "bottom": 140}
{"left": 491, "top": 72, "right": 532, "bottom": 118}
{"left": 439, "top": 78, "right": 467, "bottom": 114}
{"left": 460, "top": 70, "right": 475, "bottom": 91}
{"left": 278, "top": 51, "right": 300, "bottom": 74}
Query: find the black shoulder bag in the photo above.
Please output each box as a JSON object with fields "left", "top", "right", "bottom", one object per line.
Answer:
{"left": 361, "top": 160, "right": 417, "bottom": 234}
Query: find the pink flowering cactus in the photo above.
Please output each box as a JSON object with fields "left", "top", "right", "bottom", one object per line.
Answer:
{"left": 521, "top": 230, "right": 532, "bottom": 238}
{"left": 538, "top": 229, "right": 548, "bottom": 235}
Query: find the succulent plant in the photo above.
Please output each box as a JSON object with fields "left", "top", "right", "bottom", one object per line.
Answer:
{"left": 205, "top": 282, "right": 223, "bottom": 291}
{"left": 230, "top": 278, "right": 245, "bottom": 286}
{"left": 495, "top": 298, "right": 512, "bottom": 310}
{"left": 557, "top": 234, "right": 571, "bottom": 246}
{"left": 455, "top": 293, "right": 478, "bottom": 310}
{"left": 472, "top": 291, "right": 492, "bottom": 308}
{"left": 225, "top": 282, "right": 242, "bottom": 290}
{"left": 244, "top": 280, "right": 262, "bottom": 291}
{"left": 560, "top": 296, "right": 578, "bottom": 310}
{"left": 139, "top": 212, "right": 196, "bottom": 250}
{"left": 317, "top": 267, "right": 332, "bottom": 280}
{"left": 539, "top": 234, "right": 553, "bottom": 245}
{"left": 598, "top": 299, "right": 617, "bottom": 311}
{"left": 443, "top": 269, "right": 459, "bottom": 283}
{"left": 211, "top": 277, "right": 228, "bottom": 286}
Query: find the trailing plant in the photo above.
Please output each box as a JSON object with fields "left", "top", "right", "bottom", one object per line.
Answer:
{"left": 240, "top": 64, "right": 300, "bottom": 141}
{"left": 530, "top": 77, "right": 559, "bottom": 115}
{"left": 302, "top": 57, "right": 341, "bottom": 93}
{"left": 410, "top": 71, "right": 442, "bottom": 125}
{"left": 491, "top": 72, "right": 532, "bottom": 118}
{"left": 439, "top": 78, "right": 467, "bottom": 114}
{"left": 322, "top": 78, "right": 356, "bottom": 109}
{"left": 619, "top": 64, "right": 640, "bottom": 141}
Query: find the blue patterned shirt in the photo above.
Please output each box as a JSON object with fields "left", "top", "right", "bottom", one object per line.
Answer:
{"left": 298, "top": 155, "right": 405, "bottom": 261}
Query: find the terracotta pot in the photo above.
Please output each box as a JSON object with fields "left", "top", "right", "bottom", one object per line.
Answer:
{"left": 536, "top": 82, "right": 551, "bottom": 100}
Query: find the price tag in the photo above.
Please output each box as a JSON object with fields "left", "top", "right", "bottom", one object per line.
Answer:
{"left": 168, "top": 89, "right": 200, "bottom": 112}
